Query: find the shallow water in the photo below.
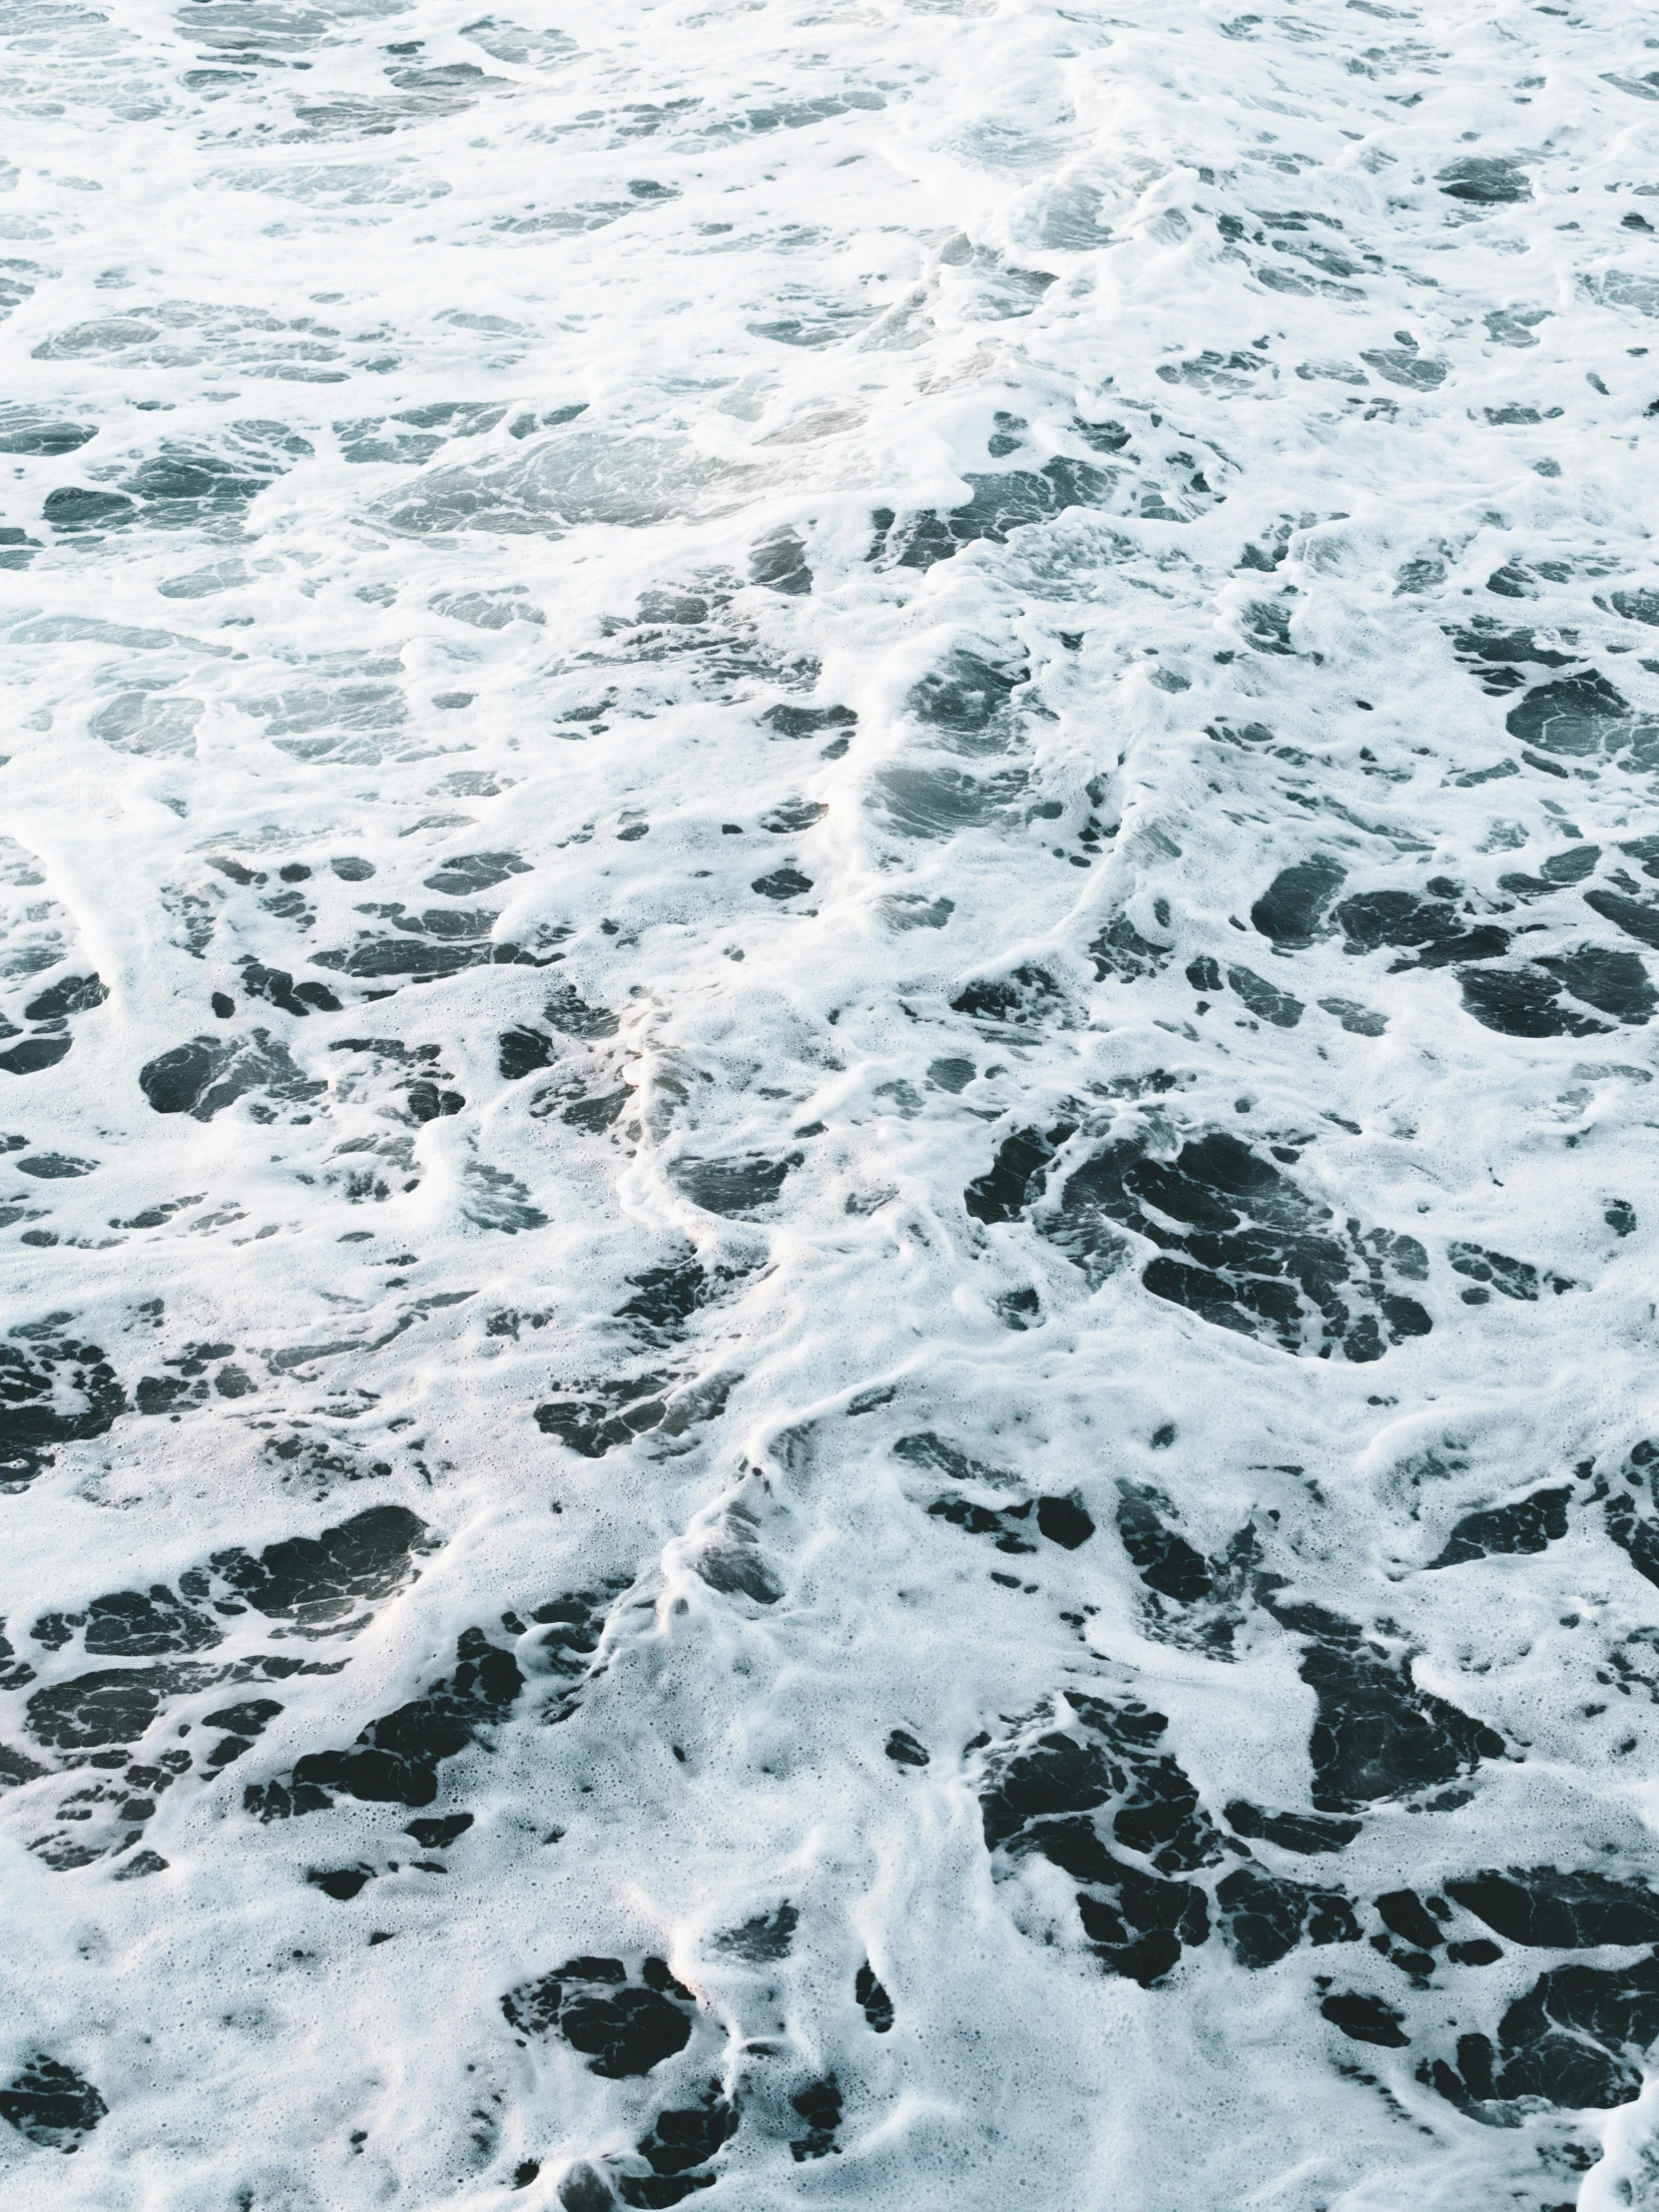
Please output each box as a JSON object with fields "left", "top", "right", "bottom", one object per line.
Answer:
{"left": 2, "top": 0, "right": 1659, "bottom": 2203}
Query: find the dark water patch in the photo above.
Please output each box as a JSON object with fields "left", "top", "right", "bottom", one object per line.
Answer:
{"left": 533, "top": 1077, "right": 628, "bottom": 1137}
{"left": 499, "top": 1025, "right": 555, "bottom": 1079}
{"left": 964, "top": 1119, "right": 1075, "bottom": 1225}
{"left": 0, "top": 1740, "right": 48, "bottom": 1788}
{"left": 27, "top": 1663, "right": 221, "bottom": 1755}
{"left": 211, "top": 1503, "right": 434, "bottom": 1626}
{"left": 0, "top": 2057, "right": 106, "bottom": 2151}
{"left": 1323, "top": 1991, "right": 1408, "bottom": 2046}
{"left": 1448, "top": 617, "right": 1575, "bottom": 694}
{"left": 855, "top": 1960, "right": 893, "bottom": 2030}
{"left": 309, "top": 1867, "right": 375, "bottom": 1902}
{"left": 715, "top": 1903, "right": 798, "bottom": 1959}
{"left": 203, "top": 1697, "right": 282, "bottom": 1768}
{"left": 1224, "top": 1802, "right": 1362, "bottom": 1854}
{"left": 406, "top": 1811, "right": 472, "bottom": 1849}
{"left": 1335, "top": 889, "right": 1507, "bottom": 968}
{"left": 1446, "top": 1241, "right": 1565, "bottom": 1303}
{"left": 240, "top": 961, "right": 341, "bottom": 1017}
{"left": 951, "top": 963, "right": 1060, "bottom": 1028}
{"left": 0, "top": 1331, "right": 126, "bottom": 1487}
{"left": 44, "top": 486, "right": 137, "bottom": 530}
{"left": 1217, "top": 1866, "right": 1360, "bottom": 1968}
{"left": 994, "top": 1128, "right": 1431, "bottom": 1362}
{"left": 1482, "top": 566, "right": 1537, "bottom": 600}
{"left": 423, "top": 851, "right": 531, "bottom": 894}
{"left": 1376, "top": 1888, "right": 1442, "bottom": 1953}
{"left": 884, "top": 1716, "right": 937, "bottom": 1769}
{"left": 1496, "top": 844, "right": 1600, "bottom": 899}
{"left": 1536, "top": 947, "right": 1655, "bottom": 1025}
{"left": 893, "top": 1430, "right": 1013, "bottom": 1484}
{"left": 1445, "top": 1869, "right": 1659, "bottom": 1948}
{"left": 1434, "top": 1952, "right": 1659, "bottom": 2111}
{"left": 1483, "top": 306, "right": 1549, "bottom": 348}
{"left": 15, "top": 1153, "right": 96, "bottom": 1180}
{"left": 0, "top": 1035, "right": 73, "bottom": 1075}
{"left": 111, "top": 1847, "right": 169, "bottom": 1881}
{"left": 1359, "top": 345, "right": 1446, "bottom": 390}
{"left": 34, "top": 1585, "right": 223, "bottom": 1658}
{"left": 1427, "top": 1485, "right": 1571, "bottom": 1566}
{"left": 870, "top": 762, "right": 1024, "bottom": 838}
{"left": 113, "top": 424, "right": 310, "bottom": 525}
{"left": 502, "top": 1956, "right": 698, "bottom": 2077}
{"left": 1606, "top": 1484, "right": 1659, "bottom": 1588}
{"left": 314, "top": 931, "right": 550, "bottom": 981}
{"left": 23, "top": 973, "right": 107, "bottom": 1020}
{"left": 1090, "top": 912, "right": 1173, "bottom": 983}
{"left": 762, "top": 702, "right": 854, "bottom": 740}
{"left": 1116, "top": 1483, "right": 1217, "bottom": 1606}
{"left": 694, "top": 1499, "right": 783, "bottom": 1606}
{"left": 982, "top": 1693, "right": 1224, "bottom": 1985}
{"left": 249, "top": 1626, "right": 523, "bottom": 1815}
{"left": 367, "top": 904, "right": 495, "bottom": 941}
{"left": 1251, "top": 855, "right": 1347, "bottom": 946}
{"left": 927, "top": 1056, "right": 975, "bottom": 1091}
{"left": 614, "top": 1258, "right": 736, "bottom": 1342}
{"left": 1071, "top": 1860, "right": 1211, "bottom": 1986}
{"left": 750, "top": 526, "right": 811, "bottom": 595}
{"left": 1505, "top": 672, "right": 1659, "bottom": 767}
{"left": 559, "top": 2164, "right": 614, "bottom": 2212}
{"left": 1241, "top": 597, "right": 1295, "bottom": 653}
{"left": 616, "top": 2084, "right": 740, "bottom": 2204}
{"left": 907, "top": 648, "right": 1027, "bottom": 749}
{"left": 0, "top": 415, "right": 96, "bottom": 455}
{"left": 536, "top": 1374, "right": 672, "bottom": 1457}
{"left": 788, "top": 2076, "right": 840, "bottom": 2164}
{"left": 1262, "top": 1598, "right": 1504, "bottom": 1811}
{"left": 1114, "top": 1483, "right": 1255, "bottom": 1650}
{"left": 1437, "top": 155, "right": 1530, "bottom": 203}
{"left": 927, "top": 1492, "right": 1036, "bottom": 1553}
{"left": 402, "top": 1076, "right": 463, "bottom": 1122}
{"left": 750, "top": 866, "right": 812, "bottom": 900}
{"left": 137, "top": 1372, "right": 211, "bottom": 1417}
{"left": 670, "top": 1153, "right": 798, "bottom": 1216}
{"left": 1456, "top": 955, "right": 1655, "bottom": 1037}
{"left": 759, "top": 799, "right": 827, "bottom": 834}
{"left": 1208, "top": 719, "right": 1277, "bottom": 747}
{"left": 1163, "top": 349, "right": 1272, "bottom": 397}
{"left": 1444, "top": 1937, "right": 1502, "bottom": 1967}
{"left": 1227, "top": 964, "right": 1304, "bottom": 1026}
{"left": 543, "top": 984, "right": 618, "bottom": 1040}
{"left": 139, "top": 1030, "right": 325, "bottom": 1119}
{"left": 1037, "top": 1494, "right": 1094, "bottom": 1548}
{"left": 1584, "top": 886, "right": 1659, "bottom": 949}
{"left": 308, "top": 1866, "right": 373, "bottom": 1901}
{"left": 874, "top": 459, "right": 1117, "bottom": 571}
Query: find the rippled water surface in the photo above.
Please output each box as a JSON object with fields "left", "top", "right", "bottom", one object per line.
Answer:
{"left": 3, "top": 0, "right": 1659, "bottom": 2203}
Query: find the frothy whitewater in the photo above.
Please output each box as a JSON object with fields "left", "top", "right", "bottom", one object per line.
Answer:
{"left": 2, "top": 0, "right": 1659, "bottom": 2205}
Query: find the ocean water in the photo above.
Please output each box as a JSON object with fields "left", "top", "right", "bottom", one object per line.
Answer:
{"left": 2, "top": 0, "right": 1659, "bottom": 2203}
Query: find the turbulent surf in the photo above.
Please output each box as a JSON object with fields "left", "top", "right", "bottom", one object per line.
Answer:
{"left": 1, "top": 0, "right": 1658, "bottom": 2204}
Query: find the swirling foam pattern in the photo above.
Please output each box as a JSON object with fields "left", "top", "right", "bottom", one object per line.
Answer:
{"left": 1, "top": 0, "right": 1658, "bottom": 2204}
